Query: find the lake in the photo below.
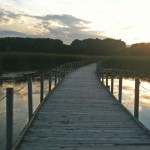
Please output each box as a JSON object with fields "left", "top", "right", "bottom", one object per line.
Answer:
{"left": 109, "top": 78, "right": 150, "bottom": 129}
{"left": 0, "top": 73, "right": 150, "bottom": 149}
{"left": 0, "top": 71, "right": 56, "bottom": 150}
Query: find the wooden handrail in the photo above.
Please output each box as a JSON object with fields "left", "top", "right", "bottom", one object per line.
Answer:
{"left": 96, "top": 61, "right": 140, "bottom": 120}
{"left": 3, "top": 61, "right": 85, "bottom": 150}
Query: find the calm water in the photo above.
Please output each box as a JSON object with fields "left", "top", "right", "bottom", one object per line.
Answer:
{"left": 0, "top": 75, "right": 150, "bottom": 149}
{"left": 109, "top": 78, "right": 150, "bottom": 130}
{"left": 0, "top": 77, "right": 55, "bottom": 150}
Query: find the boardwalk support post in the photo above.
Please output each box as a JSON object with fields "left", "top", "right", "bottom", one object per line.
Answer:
{"left": 118, "top": 71, "right": 122, "bottom": 103}
{"left": 61, "top": 65, "right": 64, "bottom": 78}
{"left": 134, "top": 78, "right": 140, "bottom": 119}
{"left": 6, "top": 88, "right": 13, "bottom": 150}
{"left": 28, "top": 78, "right": 33, "bottom": 120}
{"left": 40, "top": 73, "right": 44, "bottom": 102}
{"left": 63, "top": 65, "right": 66, "bottom": 76}
{"left": 77, "top": 61, "right": 79, "bottom": 68}
{"left": 49, "top": 69, "right": 52, "bottom": 92}
{"left": 72, "top": 62, "right": 74, "bottom": 70}
{"left": 58, "top": 66, "right": 61, "bottom": 83}
{"left": 111, "top": 73, "right": 114, "bottom": 94}
{"left": 55, "top": 67, "right": 57, "bottom": 87}
{"left": 96, "top": 61, "right": 101, "bottom": 78}
{"left": 106, "top": 71, "right": 108, "bottom": 88}
{"left": 70, "top": 62, "right": 72, "bottom": 71}
{"left": 102, "top": 71, "right": 104, "bottom": 84}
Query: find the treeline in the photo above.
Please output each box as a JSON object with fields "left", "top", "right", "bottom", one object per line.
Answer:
{"left": 70, "top": 38, "right": 126, "bottom": 55}
{"left": 0, "top": 37, "right": 150, "bottom": 55}
{"left": 0, "top": 38, "right": 65, "bottom": 53}
{"left": 129, "top": 43, "right": 150, "bottom": 56}
{"left": 0, "top": 37, "right": 125, "bottom": 55}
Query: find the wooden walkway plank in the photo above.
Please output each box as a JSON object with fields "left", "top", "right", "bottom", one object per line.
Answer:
{"left": 16, "top": 64, "right": 150, "bottom": 150}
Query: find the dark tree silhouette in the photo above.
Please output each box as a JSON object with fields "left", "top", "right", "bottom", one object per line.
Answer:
{"left": 2, "top": 37, "right": 150, "bottom": 56}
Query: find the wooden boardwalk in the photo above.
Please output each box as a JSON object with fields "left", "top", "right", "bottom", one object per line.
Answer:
{"left": 16, "top": 64, "right": 150, "bottom": 150}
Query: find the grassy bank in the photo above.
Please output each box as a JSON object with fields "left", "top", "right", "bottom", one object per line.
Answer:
{"left": 0, "top": 53, "right": 150, "bottom": 76}
{"left": 0, "top": 52, "right": 98, "bottom": 73}
{"left": 100, "top": 56, "right": 150, "bottom": 77}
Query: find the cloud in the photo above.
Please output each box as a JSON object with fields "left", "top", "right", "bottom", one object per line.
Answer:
{"left": 31, "top": 14, "right": 106, "bottom": 43}
{"left": 42, "top": 14, "right": 91, "bottom": 28}
{"left": 0, "top": 9, "right": 106, "bottom": 44}
{"left": 0, "top": 8, "right": 21, "bottom": 24}
{"left": 0, "top": 30, "right": 30, "bottom": 37}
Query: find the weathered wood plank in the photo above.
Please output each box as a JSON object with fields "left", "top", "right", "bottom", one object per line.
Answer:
{"left": 16, "top": 64, "right": 150, "bottom": 150}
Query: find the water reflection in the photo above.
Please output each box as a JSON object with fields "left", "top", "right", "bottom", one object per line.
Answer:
{"left": 0, "top": 77, "right": 54, "bottom": 150}
{"left": 110, "top": 78, "right": 150, "bottom": 130}
{"left": 1, "top": 76, "right": 150, "bottom": 149}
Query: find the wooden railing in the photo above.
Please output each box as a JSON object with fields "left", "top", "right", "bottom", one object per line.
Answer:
{"left": 0, "top": 61, "right": 85, "bottom": 150}
{"left": 96, "top": 61, "right": 142, "bottom": 120}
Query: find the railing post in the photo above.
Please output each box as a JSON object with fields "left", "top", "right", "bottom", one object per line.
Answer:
{"left": 54, "top": 68, "right": 57, "bottom": 87}
{"left": 6, "top": 88, "right": 13, "bottom": 150}
{"left": 28, "top": 78, "right": 33, "bottom": 120}
{"left": 49, "top": 69, "right": 52, "bottom": 92}
{"left": 72, "top": 62, "right": 74, "bottom": 70}
{"left": 60, "top": 66, "right": 62, "bottom": 80}
{"left": 79, "top": 61, "right": 81, "bottom": 67}
{"left": 118, "top": 71, "right": 122, "bottom": 103}
{"left": 74, "top": 61, "right": 76, "bottom": 69}
{"left": 73, "top": 62, "right": 74, "bottom": 69}
{"left": 96, "top": 62, "right": 98, "bottom": 77}
{"left": 64, "top": 64, "right": 67, "bottom": 75}
{"left": 75, "top": 61, "right": 77, "bottom": 69}
{"left": 74, "top": 62, "right": 76, "bottom": 69}
{"left": 68, "top": 63, "right": 70, "bottom": 71}
{"left": 106, "top": 71, "right": 108, "bottom": 87}
{"left": 111, "top": 73, "right": 114, "bottom": 94}
{"left": 76, "top": 61, "right": 78, "bottom": 68}
{"left": 69, "top": 62, "right": 71, "bottom": 71}
{"left": 61, "top": 65, "right": 63, "bottom": 78}
{"left": 102, "top": 72, "right": 104, "bottom": 84}
{"left": 60, "top": 66, "right": 62, "bottom": 81}
{"left": 63, "top": 65, "right": 66, "bottom": 76}
{"left": 58, "top": 66, "right": 61, "bottom": 83}
{"left": 68, "top": 62, "right": 70, "bottom": 72}
{"left": 77, "top": 61, "right": 79, "bottom": 68}
{"left": 96, "top": 61, "right": 100, "bottom": 77}
{"left": 40, "top": 73, "right": 44, "bottom": 102}
{"left": 98, "top": 62, "right": 101, "bottom": 78}
{"left": 134, "top": 78, "right": 140, "bottom": 119}
{"left": 71, "top": 62, "right": 73, "bottom": 71}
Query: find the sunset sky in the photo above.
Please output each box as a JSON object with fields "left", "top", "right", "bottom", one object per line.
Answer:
{"left": 0, "top": 0, "right": 150, "bottom": 45}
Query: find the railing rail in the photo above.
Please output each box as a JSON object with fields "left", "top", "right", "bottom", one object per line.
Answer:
{"left": 0, "top": 61, "right": 86, "bottom": 150}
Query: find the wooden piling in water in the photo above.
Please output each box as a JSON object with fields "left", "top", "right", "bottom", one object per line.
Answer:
{"left": 49, "top": 69, "right": 52, "bottom": 92}
{"left": 134, "top": 78, "right": 140, "bottom": 119}
{"left": 28, "top": 78, "right": 33, "bottom": 120}
{"left": 111, "top": 73, "right": 114, "bottom": 94}
{"left": 55, "top": 67, "right": 57, "bottom": 87}
{"left": 40, "top": 73, "right": 44, "bottom": 102}
{"left": 118, "top": 72, "right": 122, "bottom": 103}
{"left": 6, "top": 88, "right": 13, "bottom": 150}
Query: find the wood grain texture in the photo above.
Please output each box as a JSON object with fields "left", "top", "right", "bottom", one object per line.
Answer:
{"left": 16, "top": 64, "right": 150, "bottom": 150}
